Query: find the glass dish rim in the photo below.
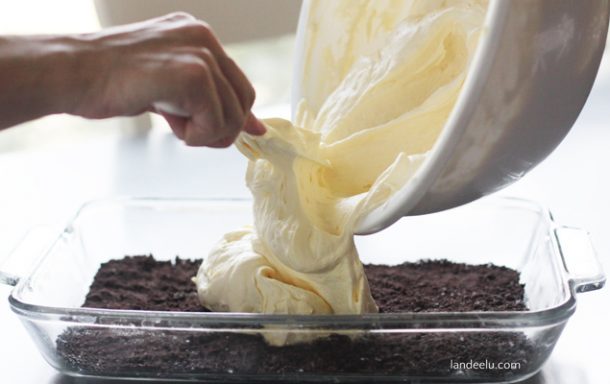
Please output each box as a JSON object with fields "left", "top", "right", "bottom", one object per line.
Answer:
{"left": 8, "top": 196, "right": 578, "bottom": 329}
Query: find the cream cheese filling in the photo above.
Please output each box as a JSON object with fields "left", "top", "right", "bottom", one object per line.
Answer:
{"left": 194, "top": 0, "right": 488, "bottom": 345}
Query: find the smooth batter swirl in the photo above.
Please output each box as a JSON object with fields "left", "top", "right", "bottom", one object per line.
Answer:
{"left": 194, "top": 0, "right": 488, "bottom": 345}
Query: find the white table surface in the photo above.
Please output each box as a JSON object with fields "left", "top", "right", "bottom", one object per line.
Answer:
{"left": 1, "top": 58, "right": 609, "bottom": 384}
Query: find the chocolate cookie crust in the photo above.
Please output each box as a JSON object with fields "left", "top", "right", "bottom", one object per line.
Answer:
{"left": 57, "top": 255, "right": 535, "bottom": 380}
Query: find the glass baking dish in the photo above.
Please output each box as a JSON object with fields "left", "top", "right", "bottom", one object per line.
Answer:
{"left": 0, "top": 196, "right": 605, "bottom": 383}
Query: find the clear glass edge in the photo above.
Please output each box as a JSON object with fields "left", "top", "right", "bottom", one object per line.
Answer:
{"left": 55, "top": 370, "right": 541, "bottom": 383}
{"left": 7, "top": 196, "right": 577, "bottom": 329}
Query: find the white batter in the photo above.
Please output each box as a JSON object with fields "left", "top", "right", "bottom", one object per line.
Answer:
{"left": 194, "top": 0, "right": 488, "bottom": 345}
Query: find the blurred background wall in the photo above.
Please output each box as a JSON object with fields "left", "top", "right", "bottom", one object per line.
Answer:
{"left": 94, "top": 0, "right": 302, "bottom": 43}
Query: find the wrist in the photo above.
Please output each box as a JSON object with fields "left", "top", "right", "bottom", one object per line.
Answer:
{"left": 37, "top": 35, "right": 98, "bottom": 116}
{"left": 0, "top": 35, "right": 91, "bottom": 118}
{"left": 57, "top": 31, "right": 125, "bottom": 118}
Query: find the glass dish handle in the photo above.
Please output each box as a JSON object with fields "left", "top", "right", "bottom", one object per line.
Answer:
{"left": 555, "top": 226, "right": 606, "bottom": 293}
{"left": 0, "top": 226, "right": 58, "bottom": 287}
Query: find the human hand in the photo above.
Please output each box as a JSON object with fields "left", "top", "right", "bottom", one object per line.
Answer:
{"left": 69, "top": 12, "right": 265, "bottom": 147}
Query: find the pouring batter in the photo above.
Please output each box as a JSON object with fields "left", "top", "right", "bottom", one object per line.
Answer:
{"left": 194, "top": 0, "right": 489, "bottom": 338}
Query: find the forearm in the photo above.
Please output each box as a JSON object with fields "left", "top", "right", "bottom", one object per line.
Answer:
{"left": 0, "top": 35, "right": 85, "bottom": 130}
{"left": 0, "top": 13, "right": 264, "bottom": 146}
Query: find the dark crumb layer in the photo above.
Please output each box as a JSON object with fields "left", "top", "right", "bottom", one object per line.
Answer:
{"left": 83, "top": 256, "right": 204, "bottom": 312}
{"left": 83, "top": 255, "right": 527, "bottom": 313}
{"left": 57, "top": 255, "right": 537, "bottom": 380}
{"left": 367, "top": 260, "right": 526, "bottom": 312}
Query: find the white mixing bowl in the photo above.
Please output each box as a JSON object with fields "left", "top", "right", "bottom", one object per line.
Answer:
{"left": 292, "top": 0, "right": 610, "bottom": 234}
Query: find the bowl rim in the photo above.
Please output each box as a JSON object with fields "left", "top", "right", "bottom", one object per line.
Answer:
{"left": 8, "top": 196, "right": 578, "bottom": 330}
{"left": 354, "top": 0, "right": 509, "bottom": 234}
